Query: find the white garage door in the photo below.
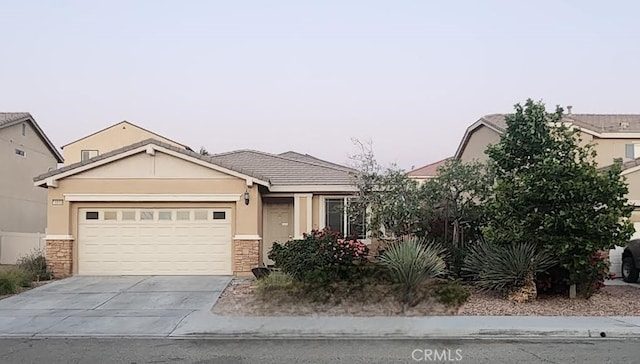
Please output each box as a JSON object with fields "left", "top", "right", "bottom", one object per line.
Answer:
{"left": 78, "top": 208, "right": 232, "bottom": 275}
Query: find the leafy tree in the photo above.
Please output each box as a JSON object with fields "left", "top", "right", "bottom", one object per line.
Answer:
{"left": 421, "top": 158, "right": 493, "bottom": 276}
{"left": 348, "top": 139, "right": 429, "bottom": 239}
{"left": 484, "top": 99, "right": 634, "bottom": 296}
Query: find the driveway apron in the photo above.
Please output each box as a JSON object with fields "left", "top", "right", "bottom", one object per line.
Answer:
{"left": 0, "top": 275, "right": 230, "bottom": 337}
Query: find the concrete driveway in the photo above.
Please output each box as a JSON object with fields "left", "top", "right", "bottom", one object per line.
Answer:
{"left": 0, "top": 275, "right": 230, "bottom": 337}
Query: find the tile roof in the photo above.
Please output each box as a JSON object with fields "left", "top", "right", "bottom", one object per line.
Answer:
{"left": 35, "top": 139, "right": 356, "bottom": 187}
{"left": 211, "top": 150, "right": 356, "bottom": 186}
{"left": 479, "top": 113, "right": 640, "bottom": 133}
{"left": 278, "top": 151, "right": 357, "bottom": 172}
{"left": 0, "top": 112, "right": 31, "bottom": 126}
{"left": 34, "top": 139, "right": 270, "bottom": 183}
{"left": 1, "top": 112, "right": 64, "bottom": 162}
{"left": 407, "top": 158, "right": 451, "bottom": 177}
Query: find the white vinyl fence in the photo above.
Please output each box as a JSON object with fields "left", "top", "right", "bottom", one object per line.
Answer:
{"left": 0, "top": 231, "right": 45, "bottom": 265}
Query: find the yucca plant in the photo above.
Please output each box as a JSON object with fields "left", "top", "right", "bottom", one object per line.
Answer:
{"left": 462, "top": 241, "right": 557, "bottom": 301}
{"left": 378, "top": 236, "right": 446, "bottom": 307}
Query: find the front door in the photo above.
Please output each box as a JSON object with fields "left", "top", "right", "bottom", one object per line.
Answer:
{"left": 263, "top": 198, "right": 294, "bottom": 266}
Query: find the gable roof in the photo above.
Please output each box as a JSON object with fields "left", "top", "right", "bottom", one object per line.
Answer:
{"left": 60, "top": 120, "right": 192, "bottom": 151}
{"left": 34, "top": 139, "right": 271, "bottom": 187}
{"left": 407, "top": 158, "right": 451, "bottom": 177}
{"left": 455, "top": 113, "right": 640, "bottom": 158}
{"left": 210, "top": 150, "right": 356, "bottom": 186}
{"left": 1, "top": 112, "right": 64, "bottom": 163}
{"left": 35, "top": 139, "right": 356, "bottom": 191}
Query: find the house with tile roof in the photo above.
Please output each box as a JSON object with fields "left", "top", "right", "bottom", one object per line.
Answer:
{"left": 407, "top": 158, "right": 451, "bottom": 185}
{"left": 34, "top": 121, "right": 361, "bottom": 277}
{"left": 0, "top": 113, "right": 63, "bottom": 263}
{"left": 454, "top": 110, "right": 640, "bottom": 275}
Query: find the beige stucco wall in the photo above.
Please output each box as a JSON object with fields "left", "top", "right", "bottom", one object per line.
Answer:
{"left": 458, "top": 126, "right": 501, "bottom": 162}
{"left": 0, "top": 122, "right": 58, "bottom": 233}
{"left": 62, "top": 122, "right": 185, "bottom": 165}
{"left": 591, "top": 136, "right": 640, "bottom": 167}
{"left": 45, "top": 151, "right": 258, "bottom": 238}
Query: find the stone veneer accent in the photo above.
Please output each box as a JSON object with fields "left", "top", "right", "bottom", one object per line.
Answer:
{"left": 46, "top": 239, "right": 73, "bottom": 278}
{"left": 233, "top": 240, "right": 260, "bottom": 274}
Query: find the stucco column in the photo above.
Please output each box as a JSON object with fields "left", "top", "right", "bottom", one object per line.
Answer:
{"left": 45, "top": 238, "right": 74, "bottom": 278}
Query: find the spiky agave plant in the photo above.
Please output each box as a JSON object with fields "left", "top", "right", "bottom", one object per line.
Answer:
{"left": 378, "top": 236, "right": 446, "bottom": 307}
{"left": 462, "top": 241, "right": 557, "bottom": 297}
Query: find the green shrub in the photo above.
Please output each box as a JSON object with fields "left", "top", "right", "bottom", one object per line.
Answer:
{"left": 17, "top": 249, "right": 53, "bottom": 281}
{"left": 462, "top": 241, "right": 557, "bottom": 294}
{"left": 256, "top": 272, "right": 294, "bottom": 295}
{"left": 0, "top": 268, "right": 31, "bottom": 295}
{"left": 433, "top": 279, "right": 470, "bottom": 306}
{"left": 268, "top": 228, "right": 369, "bottom": 284}
{"left": 378, "top": 236, "right": 446, "bottom": 306}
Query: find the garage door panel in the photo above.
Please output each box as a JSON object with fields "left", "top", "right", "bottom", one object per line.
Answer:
{"left": 78, "top": 208, "right": 233, "bottom": 275}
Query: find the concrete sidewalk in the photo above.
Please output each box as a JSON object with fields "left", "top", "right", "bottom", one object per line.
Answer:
{"left": 171, "top": 313, "right": 640, "bottom": 339}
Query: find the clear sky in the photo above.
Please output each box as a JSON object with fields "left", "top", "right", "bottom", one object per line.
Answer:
{"left": 2, "top": 1, "right": 639, "bottom": 170}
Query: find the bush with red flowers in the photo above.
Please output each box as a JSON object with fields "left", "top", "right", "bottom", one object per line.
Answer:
{"left": 268, "top": 227, "right": 369, "bottom": 284}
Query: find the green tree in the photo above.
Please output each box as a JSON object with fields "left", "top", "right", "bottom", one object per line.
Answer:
{"left": 484, "top": 99, "right": 634, "bottom": 296}
{"left": 422, "top": 158, "right": 493, "bottom": 276}
{"left": 348, "top": 139, "right": 429, "bottom": 239}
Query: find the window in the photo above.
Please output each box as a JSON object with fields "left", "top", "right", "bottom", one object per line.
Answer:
{"left": 140, "top": 211, "right": 154, "bottom": 220}
{"left": 194, "top": 210, "right": 208, "bottom": 220}
{"left": 213, "top": 211, "right": 226, "bottom": 220}
{"left": 15, "top": 149, "right": 25, "bottom": 157}
{"left": 323, "top": 198, "right": 366, "bottom": 239}
{"left": 104, "top": 211, "right": 117, "bottom": 220}
{"left": 176, "top": 211, "right": 190, "bottom": 220}
{"left": 122, "top": 211, "right": 136, "bottom": 221}
{"left": 158, "top": 211, "right": 172, "bottom": 221}
{"left": 625, "top": 144, "right": 640, "bottom": 160}
{"left": 21, "top": 124, "right": 26, "bottom": 136}
{"left": 85, "top": 211, "right": 99, "bottom": 220}
{"left": 81, "top": 150, "right": 99, "bottom": 161}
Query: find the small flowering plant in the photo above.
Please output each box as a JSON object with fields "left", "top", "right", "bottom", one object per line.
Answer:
{"left": 268, "top": 227, "right": 369, "bottom": 283}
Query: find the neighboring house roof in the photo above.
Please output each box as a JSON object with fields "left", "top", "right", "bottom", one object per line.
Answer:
{"left": 0, "top": 112, "right": 64, "bottom": 163}
{"left": 60, "top": 120, "right": 193, "bottom": 151}
{"left": 211, "top": 150, "right": 356, "bottom": 186}
{"left": 35, "top": 139, "right": 356, "bottom": 190}
{"left": 455, "top": 113, "right": 640, "bottom": 158}
{"left": 407, "top": 158, "right": 451, "bottom": 178}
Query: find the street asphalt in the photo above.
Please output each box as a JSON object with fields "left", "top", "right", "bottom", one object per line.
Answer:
{"left": 0, "top": 338, "right": 638, "bottom": 364}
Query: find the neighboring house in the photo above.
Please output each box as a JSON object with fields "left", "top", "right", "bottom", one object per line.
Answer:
{"left": 60, "top": 120, "right": 191, "bottom": 165}
{"left": 407, "top": 158, "right": 451, "bottom": 185}
{"left": 0, "top": 113, "right": 63, "bottom": 263}
{"left": 455, "top": 112, "right": 640, "bottom": 166}
{"left": 454, "top": 111, "right": 640, "bottom": 274}
{"left": 34, "top": 133, "right": 361, "bottom": 277}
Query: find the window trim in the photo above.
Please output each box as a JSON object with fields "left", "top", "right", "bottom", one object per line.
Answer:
{"left": 319, "top": 196, "right": 370, "bottom": 243}
{"left": 81, "top": 150, "right": 99, "bottom": 161}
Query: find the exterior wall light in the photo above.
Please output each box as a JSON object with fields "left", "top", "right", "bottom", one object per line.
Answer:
{"left": 244, "top": 190, "right": 250, "bottom": 205}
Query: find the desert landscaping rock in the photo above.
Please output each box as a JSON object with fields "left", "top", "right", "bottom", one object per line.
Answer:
{"left": 212, "top": 279, "right": 640, "bottom": 317}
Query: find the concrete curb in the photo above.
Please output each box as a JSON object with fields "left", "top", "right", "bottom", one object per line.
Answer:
{"left": 167, "top": 314, "right": 640, "bottom": 340}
